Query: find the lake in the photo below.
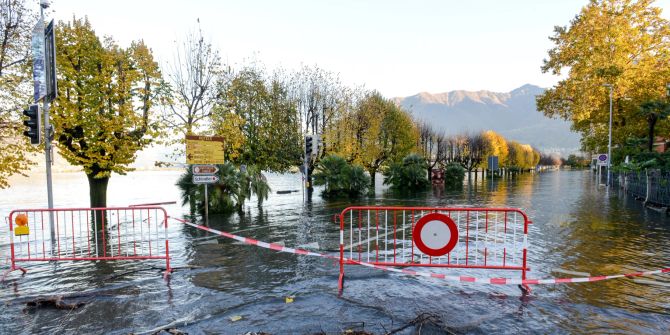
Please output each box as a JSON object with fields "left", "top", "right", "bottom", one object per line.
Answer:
{"left": 1, "top": 169, "right": 669, "bottom": 334}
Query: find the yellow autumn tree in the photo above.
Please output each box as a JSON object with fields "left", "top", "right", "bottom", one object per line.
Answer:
{"left": 481, "top": 130, "right": 509, "bottom": 168}
{"left": 330, "top": 91, "right": 418, "bottom": 187}
{"left": 52, "top": 18, "right": 163, "bottom": 207}
{"left": 538, "top": 0, "right": 670, "bottom": 153}
{"left": 0, "top": 0, "right": 39, "bottom": 188}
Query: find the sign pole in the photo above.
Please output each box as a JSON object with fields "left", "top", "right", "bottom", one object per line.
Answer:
{"left": 204, "top": 184, "right": 209, "bottom": 226}
{"left": 38, "top": 2, "right": 55, "bottom": 245}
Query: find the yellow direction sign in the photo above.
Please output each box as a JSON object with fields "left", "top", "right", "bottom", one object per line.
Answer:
{"left": 185, "top": 135, "right": 225, "bottom": 164}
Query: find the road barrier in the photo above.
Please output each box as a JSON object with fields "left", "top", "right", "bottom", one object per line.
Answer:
{"left": 169, "top": 215, "right": 669, "bottom": 291}
{"left": 2, "top": 206, "right": 171, "bottom": 281}
{"left": 338, "top": 206, "right": 531, "bottom": 292}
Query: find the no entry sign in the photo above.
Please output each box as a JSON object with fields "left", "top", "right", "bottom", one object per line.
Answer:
{"left": 412, "top": 213, "right": 458, "bottom": 257}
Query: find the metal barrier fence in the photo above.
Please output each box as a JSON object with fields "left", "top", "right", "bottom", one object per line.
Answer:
{"left": 338, "top": 206, "right": 531, "bottom": 292}
{"left": 612, "top": 171, "right": 670, "bottom": 206}
{"left": 2, "top": 207, "right": 170, "bottom": 280}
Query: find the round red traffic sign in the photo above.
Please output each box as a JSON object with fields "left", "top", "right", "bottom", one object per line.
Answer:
{"left": 412, "top": 213, "right": 458, "bottom": 257}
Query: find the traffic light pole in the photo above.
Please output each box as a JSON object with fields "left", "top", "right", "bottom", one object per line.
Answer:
{"left": 40, "top": 3, "right": 55, "bottom": 244}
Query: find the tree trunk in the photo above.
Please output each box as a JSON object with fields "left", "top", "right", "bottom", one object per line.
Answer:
{"left": 87, "top": 173, "right": 109, "bottom": 208}
{"left": 87, "top": 173, "right": 109, "bottom": 236}
{"left": 369, "top": 168, "right": 377, "bottom": 191}
{"left": 648, "top": 117, "right": 657, "bottom": 152}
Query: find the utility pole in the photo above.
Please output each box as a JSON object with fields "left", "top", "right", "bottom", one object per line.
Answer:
{"left": 39, "top": 0, "right": 55, "bottom": 241}
{"left": 603, "top": 83, "right": 613, "bottom": 187}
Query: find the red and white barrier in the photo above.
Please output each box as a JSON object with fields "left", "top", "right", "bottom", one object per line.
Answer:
{"left": 337, "top": 206, "right": 531, "bottom": 292}
{"left": 169, "top": 216, "right": 670, "bottom": 288}
{"left": 2, "top": 207, "right": 171, "bottom": 281}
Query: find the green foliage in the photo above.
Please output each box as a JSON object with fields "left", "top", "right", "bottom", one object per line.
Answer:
{"left": 565, "top": 154, "right": 590, "bottom": 168}
{"left": 537, "top": 0, "right": 670, "bottom": 153}
{"left": 212, "top": 67, "right": 302, "bottom": 172}
{"left": 329, "top": 91, "right": 418, "bottom": 187}
{"left": 443, "top": 162, "right": 465, "bottom": 187}
{"left": 312, "top": 155, "right": 369, "bottom": 198}
{"left": 383, "top": 154, "right": 429, "bottom": 192}
{"left": 51, "top": 17, "right": 163, "bottom": 206}
{"left": 613, "top": 151, "right": 670, "bottom": 172}
{"left": 177, "top": 163, "right": 270, "bottom": 214}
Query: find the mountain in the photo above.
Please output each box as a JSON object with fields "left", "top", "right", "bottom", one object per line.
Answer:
{"left": 394, "top": 84, "right": 581, "bottom": 154}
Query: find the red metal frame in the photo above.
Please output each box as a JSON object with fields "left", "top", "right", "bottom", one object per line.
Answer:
{"left": 338, "top": 206, "right": 531, "bottom": 293}
{"left": 2, "top": 206, "right": 171, "bottom": 281}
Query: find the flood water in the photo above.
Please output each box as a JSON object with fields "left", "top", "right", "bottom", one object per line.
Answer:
{"left": 1, "top": 169, "right": 670, "bottom": 334}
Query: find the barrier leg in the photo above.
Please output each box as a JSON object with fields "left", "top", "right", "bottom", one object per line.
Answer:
{"left": 338, "top": 271, "right": 345, "bottom": 294}
{"left": 163, "top": 240, "right": 171, "bottom": 281}
{"left": 1, "top": 266, "right": 27, "bottom": 282}
{"left": 520, "top": 249, "right": 531, "bottom": 295}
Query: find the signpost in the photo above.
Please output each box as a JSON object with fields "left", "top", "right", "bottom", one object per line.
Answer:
{"left": 185, "top": 135, "right": 225, "bottom": 164}
{"left": 595, "top": 153, "right": 608, "bottom": 185}
{"left": 192, "top": 175, "right": 219, "bottom": 184}
{"left": 597, "top": 154, "right": 609, "bottom": 166}
{"left": 488, "top": 156, "right": 499, "bottom": 172}
{"left": 193, "top": 165, "right": 219, "bottom": 175}
{"left": 186, "top": 136, "right": 225, "bottom": 226}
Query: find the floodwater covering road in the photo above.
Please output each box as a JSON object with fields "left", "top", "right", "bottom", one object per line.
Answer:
{"left": 1, "top": 169, "right": 669, "bottom": 334}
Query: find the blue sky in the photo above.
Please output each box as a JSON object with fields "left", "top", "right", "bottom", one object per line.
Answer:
{"left": 39, "top": 0, "right": 670, "bottom": 97}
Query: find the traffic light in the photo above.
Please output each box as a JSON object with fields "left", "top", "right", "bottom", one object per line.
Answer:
{"left": 23, "top": 104, "right": 40, "bottom": 145}
{"left": 305, "top": 135, "right": 313, "bottom": 160}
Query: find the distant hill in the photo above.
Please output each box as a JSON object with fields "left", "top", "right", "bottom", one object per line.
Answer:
{"left": 393, "top": 84, "right": 581, "bottom": 154}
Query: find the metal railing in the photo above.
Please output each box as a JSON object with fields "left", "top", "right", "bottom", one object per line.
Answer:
{"left": 2, "top": 206, "right": 171, "bottom": 281}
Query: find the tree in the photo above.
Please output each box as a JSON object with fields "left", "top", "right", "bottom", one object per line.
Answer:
{"left": 482, "top": 130, "right": 508, "bottom": 169}
{"left": 452, "top": 133, "right": 486, "bottom": 175}
{"left": 417, "top": 123, "right": 446, "bottom": 181}
{"left": 0, "top": 0, "right": 37, "bottom": 188}
{"left": 176, "top": 163, "right": 269, "bottom": 214}
{"left": 212, "top": 66, "right": 301, "bottom": 172}
{"left": 341, "top": 91, "right": 417, "bottom": 188}
{"left": 289, "top": 65, "right": 346, "bottom": 189}
{"left": 312, "top": 154, "right": 369, "bottom": 198}
{"left": 537, "top": 0, "right": 670, "bottom": 155}
{"left": 638, "top": 100, "right": 670, "bottom": 152}
{"left": 161, "top": 22, "right": 223, "bottom": 154}
{"left": 52, "top": 18, "right": 162, "bottom": 208}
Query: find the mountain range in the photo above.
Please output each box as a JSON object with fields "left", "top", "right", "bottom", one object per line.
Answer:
{"left": 393, "top": 84, "right": 581, "bottom": 154}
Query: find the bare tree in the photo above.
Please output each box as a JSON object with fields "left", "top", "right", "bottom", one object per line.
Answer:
{"left": 452, "top": 133, "right": 486, "bottom": 176}
{"left": 289, "top": 65, "right": 345, "bottom": 189}
{"left": 162, "top": 21, "right": 224, "bottom": 141}
{"left": 418, "top": 123, "right": 445, "bottom": 180}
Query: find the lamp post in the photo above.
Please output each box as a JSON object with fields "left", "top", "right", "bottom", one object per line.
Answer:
{"left": 603, "top": 84, "right": 613, "bottom": 187}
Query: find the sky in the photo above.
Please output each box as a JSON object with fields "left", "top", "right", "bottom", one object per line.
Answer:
{"left": 34, "top": 0, "right": 670, "bottom": 98}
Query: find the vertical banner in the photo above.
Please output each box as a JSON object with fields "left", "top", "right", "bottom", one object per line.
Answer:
{"left": 44, "top": 20, "right": 57, "bottom": 102}
{"left": 32, "top": 18, "right": 46, "bottom": 103}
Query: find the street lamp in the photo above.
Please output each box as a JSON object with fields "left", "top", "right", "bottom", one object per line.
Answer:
{"left": 603, "top": 84, "right": 613, "bottom": 187}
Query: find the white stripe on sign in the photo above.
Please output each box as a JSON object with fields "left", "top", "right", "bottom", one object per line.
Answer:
{"left": 169, "top": 216, "right": 670, "bottom": 286}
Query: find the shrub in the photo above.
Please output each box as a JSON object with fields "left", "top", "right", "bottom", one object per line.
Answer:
{"left": 383, "top": 153, "right": 429, "bottom": 191}
{"left": 313, "top": 155, "right": 369, "bottom": 198}
{"left": 177, "top": 163, "right": 270, "bottom": 214}
{"left": 443, "top": 162, "right": 465, "bottom": 187}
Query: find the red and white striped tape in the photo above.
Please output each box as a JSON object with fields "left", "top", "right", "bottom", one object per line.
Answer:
{"left": 170, "top": 216, "right": 670, "bottom": 285}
